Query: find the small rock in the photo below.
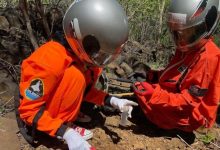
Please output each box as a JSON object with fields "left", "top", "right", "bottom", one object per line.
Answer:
{"left": 120, "top": 62, "right": 133, "bottom": 76}
{"left": 115, "top": 66, "right": 125, "bottom": 77}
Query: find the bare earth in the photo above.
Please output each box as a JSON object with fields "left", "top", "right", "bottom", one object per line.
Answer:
{"left": 0, "top": 99, "right": 220, "bottom": 150}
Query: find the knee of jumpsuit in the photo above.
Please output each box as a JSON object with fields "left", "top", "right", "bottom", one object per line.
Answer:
{"left": 47, "top": 65, "right": 86, "bottom": 122}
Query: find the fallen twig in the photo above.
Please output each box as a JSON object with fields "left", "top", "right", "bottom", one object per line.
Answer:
{"left": 0, "top": 91, "right": 7, "bottom": 95}
{"left": 177, "top": 134, "right": 194, "bottom": 149}
{"left": 210, "top": 141, "right": 220, "bottom": 149}
{"left": 1, "top": 96, "right": 14, "bottom": 108}
{"left": 0, "top": 58, "right": 20, "bottom": 83}
{"left": 110, "top": 92, "right": 134, "bottom": 97}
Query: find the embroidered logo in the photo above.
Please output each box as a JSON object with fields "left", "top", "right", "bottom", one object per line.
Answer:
{"left": 25, "top": 79, "right": 44, "bottom": 100}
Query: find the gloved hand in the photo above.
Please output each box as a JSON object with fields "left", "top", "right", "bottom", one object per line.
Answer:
{"left": 110, "top": 96, "right": 138, "bottom": 118}
{"left": 133, "top": 82, "right": 155, "bottom": 96}
{"left": 63, "top": 128, "right": 95, "bottom": 150}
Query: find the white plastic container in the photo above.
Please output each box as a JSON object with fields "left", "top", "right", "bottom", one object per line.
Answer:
{"left": 119, "top": 106, "right": 130, "bottom": 127}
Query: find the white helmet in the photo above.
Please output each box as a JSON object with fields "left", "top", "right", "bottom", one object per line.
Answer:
{"left": 63, "top": 0, "right": 129, "bottom": 66}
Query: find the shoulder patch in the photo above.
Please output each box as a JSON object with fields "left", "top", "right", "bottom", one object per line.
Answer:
{"left": 25, "top": 79, "right": 44, "bottom": 100}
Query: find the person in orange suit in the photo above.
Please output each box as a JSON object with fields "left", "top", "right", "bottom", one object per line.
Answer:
{"left": 18, "top": 0, "right": 138, "bottom": 150}
{"left": 134, "top": 0, "right": 220, "bottom": 132}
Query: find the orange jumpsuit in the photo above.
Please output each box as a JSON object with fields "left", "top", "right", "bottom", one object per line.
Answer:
{"left": 19, "top": 41, "right": 107, "bottom": 137}
{"left": 136, "top": 39, "right": 220, "bottom": 132}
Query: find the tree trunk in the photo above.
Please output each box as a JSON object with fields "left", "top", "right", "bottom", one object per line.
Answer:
{"left": 19, "top": 0, "right": 39, "bottom": 49}
{"left": 157, "top": 0, "right": 166, "bottom": 44}
{"left": 35, "top": 0, "right": 51, "bottom": 38}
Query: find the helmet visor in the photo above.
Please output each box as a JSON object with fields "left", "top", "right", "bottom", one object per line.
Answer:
{"left": 82, "top": 35, "right": 122, "bottom": 66}
{"left": 168, "top": 21, "right": 207, "bottom": 47}
{"left": 91, "top": 50, "right": 116, "bottom": 66}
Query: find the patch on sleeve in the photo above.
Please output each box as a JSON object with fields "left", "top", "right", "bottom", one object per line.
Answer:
{"left": 25, "top": 79, "right": 44, "bottom": 100}
{"left": 188, "top": 85, "right": 208, "bottom": 97}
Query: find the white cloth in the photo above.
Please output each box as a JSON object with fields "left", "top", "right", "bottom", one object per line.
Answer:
{"left": 63, "top": 128, "right": 91, "bottom": 150}
{"left": 110, "top": 96, "right": 138, "bottom": 118}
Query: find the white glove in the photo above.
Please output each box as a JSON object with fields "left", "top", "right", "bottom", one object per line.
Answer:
{"left": 63, "top": 128, "right": 92, "bottom": 150}
{"left": 110, "top": 96, "right": 138, "bottom": 118}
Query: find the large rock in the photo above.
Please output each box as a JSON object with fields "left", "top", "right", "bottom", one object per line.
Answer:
{"left": 0, "top": 117, "right": 20, "bottom": 150}
{"left": 0, "top": 16, "right": 9, "bottom": 32}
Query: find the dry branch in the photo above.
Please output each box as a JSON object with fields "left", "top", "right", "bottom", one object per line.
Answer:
{"left": 35, "top": 0, "right": 50, "bottom": 38}
{"left": 0, "top": 58, "right": 20, "bottom": 83}
{"left": 1, "top": 96, "right": 14, "bottom": 108}
{"left": 19, "top": 0, "right": 39, "bottom": 49}
{"left": 109, "top": 93, "right": 134, "bottom": 97}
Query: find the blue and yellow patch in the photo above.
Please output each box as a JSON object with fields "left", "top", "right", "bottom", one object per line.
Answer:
{"left": 25, "top": 79, "right": 44, "bottom": 100}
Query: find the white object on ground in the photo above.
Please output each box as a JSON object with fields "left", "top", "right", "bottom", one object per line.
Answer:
{"left": 119, "top": 106, "right": 131, "bottom": 127}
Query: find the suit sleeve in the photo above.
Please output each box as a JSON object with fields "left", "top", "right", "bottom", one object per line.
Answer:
{"left": 150, "top": 55, "right": 220, "bottom": 129}
{"left": 84, "top": 87, "right": 108, "bottom": 106}
{"left": 19, "top": 59, "right": 64, "bottom": 137}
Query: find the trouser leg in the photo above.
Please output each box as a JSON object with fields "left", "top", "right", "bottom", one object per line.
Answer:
{"left": 47, "top": 65, "right": 86, "bottom": 122}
